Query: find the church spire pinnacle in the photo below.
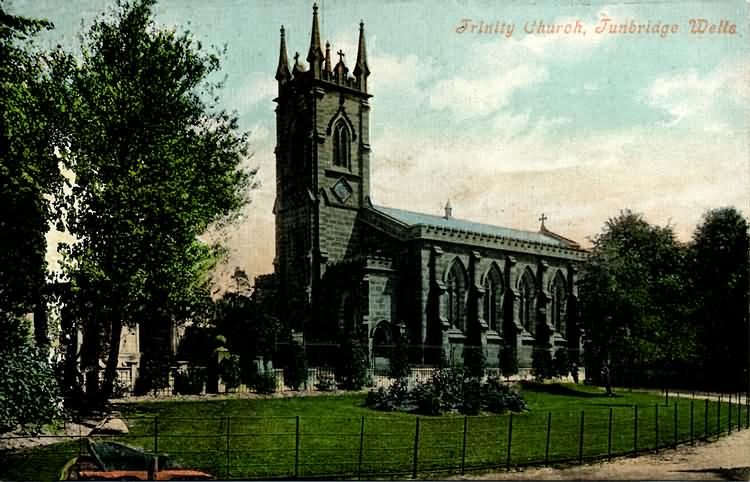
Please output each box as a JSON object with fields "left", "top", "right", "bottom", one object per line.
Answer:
{"left": 307, "top": 3, "right": 324, "bottom": 75}
{"left": 353, "top": 20, "right": 370, "bottom": 91}
{"left": 444, "top": 199, "right": 453, "bottom": 219}
{"left": 324, "top": 41, "right": 332, "bottom": 73}
{"left": 275, "top": 25, "right": 291, "bottom": 83}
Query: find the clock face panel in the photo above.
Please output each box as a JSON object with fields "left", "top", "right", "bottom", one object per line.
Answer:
{"left": 332, "top": 178, "right": 353, "bottom": 203}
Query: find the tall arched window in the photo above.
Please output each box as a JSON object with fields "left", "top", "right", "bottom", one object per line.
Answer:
{"left": 333, "top": 121, "right": 350, "bottom": 168}
{"left": 519, "top": 269, "right": 536, "bottom": 336}
{"left": 483, "top": 264, "right": 504, "bottom": 333}
{"left": 550, "top": 272, "right": 567, "bottom": 338}
{"left": 446, "top": 260, "right": 467, "bottom": 332}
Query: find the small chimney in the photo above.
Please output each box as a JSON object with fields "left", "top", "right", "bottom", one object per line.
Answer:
{"left": 444, "top": 199, "right": 452, "bottom": 219}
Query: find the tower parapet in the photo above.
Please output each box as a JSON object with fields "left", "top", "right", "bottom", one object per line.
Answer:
{"left": 275, "top": 4, "right": 370, "bottom": 95}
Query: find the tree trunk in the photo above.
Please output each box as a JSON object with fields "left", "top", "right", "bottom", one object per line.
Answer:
{"left": 100, "top": 316, "right": 123, "bottom": 401}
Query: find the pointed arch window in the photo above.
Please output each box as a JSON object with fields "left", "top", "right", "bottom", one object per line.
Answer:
{"left": 446, "top": 260, "right": 467, "bottom": 332}
{"left": 333, "top": 121, "right": 351, "bottom": 169}
{"left": 550, "top": 272, "right": 567, "bottom": 338}
{"left": 483, "top": 264, "right": 504, "bottom": 333}
{"left": 519, "top": 270, "right": 536, "bottom": 336}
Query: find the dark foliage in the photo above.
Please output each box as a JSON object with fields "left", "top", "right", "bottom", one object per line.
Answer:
{"left": 336, "top": 334, "right": 369, "bottom": 390}
{"left": 281, "top": 341, "right": 308, "bottom": 391}
{"left": 173, "top": 367, "right": 207, "bottom": 395}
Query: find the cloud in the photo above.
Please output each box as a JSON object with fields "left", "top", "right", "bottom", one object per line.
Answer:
{"left": 233, "top": 74, "right": 277, "bottom": 109}
{"left": 429, "top": 64, "right": 549, "bottom": 119}
{"left": 644, "top": 59, "right": 749, "bottom": 128}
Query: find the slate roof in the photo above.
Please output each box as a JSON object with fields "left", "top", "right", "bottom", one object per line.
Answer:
{"left": 371, "top": 205, "right": 575, "bottom": 248}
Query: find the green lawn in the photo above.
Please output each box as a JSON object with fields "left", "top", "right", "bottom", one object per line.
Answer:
{"left": 2, "top": 385, "right": 747, "bottom": 480}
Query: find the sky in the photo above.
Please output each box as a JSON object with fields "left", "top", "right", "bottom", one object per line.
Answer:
{"left": 7, "top": 0, "right": 750, "bottom": 287}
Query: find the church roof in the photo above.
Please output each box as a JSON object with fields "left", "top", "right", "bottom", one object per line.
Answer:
{"left": 371, "top": 205, "right": 578, "bottom": 249}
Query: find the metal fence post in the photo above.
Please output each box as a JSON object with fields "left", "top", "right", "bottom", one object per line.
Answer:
{"left": 728, "top": 394, "right": 732, "bottom": 434}
{"left": 506, "top": 413, "right": 513, "bottom": 471}
{"left": 673, "top": 402, "right": 678, "bottom": 448}
{"left": 704, "top": 399, "right": 709, "bottom": 439}
{"left": 544, "top": 411, "right": 551, "bottom": 466}
{"left": 154, "top": 416, "right": 159, "bottom": 454}
{"left": 412, "top": 417, "right": 420, "bottom": 479}
{"left": 295, "top": 416, "right": 300, "bottom": 479}
{"left": 225, "top": 416, "right": 231, "bottom": 479}
{"left": 738, "top": 393, "right": 742, "bottom": 431}
{"left": 357, "top": 416, "right": 364, "bottom": 480}
{"left": 717, "top": 397, "right": 721, "bottom": 437}
{"left": 578, "top": 410, "right": 585, "bottom": 464}
{"left": 665, "top": 387, "right": 669, "bottom": 407}
{"left": 655, "top": 404, "right": 659, "bottom": 453}
{"left": 461, "top": 416, "right": 468, "bottom": 475}
{"left": 690, "top": 399, "right": 694, "bottom": 446}
{"left": 607, "top": 408, "right": 613, "bottom": 461}
{"left": 633, "top": 405, "right": 638, "bottom": 455}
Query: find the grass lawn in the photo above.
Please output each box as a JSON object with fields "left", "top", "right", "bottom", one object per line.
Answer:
{"left": 2, "top": 384, "right": 747, "bottom": 480}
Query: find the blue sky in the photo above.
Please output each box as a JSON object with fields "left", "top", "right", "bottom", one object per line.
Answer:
{"left": 8, "top": 0, "right": 749, "bottom": 284}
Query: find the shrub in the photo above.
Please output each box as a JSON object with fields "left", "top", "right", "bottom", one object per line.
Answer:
{"left": 532, "top": 347, "right": 554, "bottom": 381}
{"left": 499, "top": 342, "right": 518, "bottom": 378}
{"left": 463, "top": 345, "right": 486, "bottom": 379}
{"left": 173, "top": 367, "right": 207, "bottom": 395}
{"left": 0, "top": 345, "right": 63, "bottom": 433}
{"left": 389, "top": 331, "right": 410, "bottom": 380}
{"left": 253, "top": 371, "right": 277, "bottom": 394}
{"left": 365, "top": 379, "right": 413, "bottom": 412}
{"left": 336, "top": 334, "right": 369, "bottom": 390}
{"left": 481, "top": 378, "right": 527, "bottom": 413}
{"left": 315, "top": 372, "right": 337, "bottom": 391}
{"left": 367, "top": 368, "right": 527, "bottom": 416}
{"left": 461, "top": 378, "right": 482, "bottom": 415}
{"left": 283, "top": 342, "right": 308, "bottom": 391}
{"left": 552, "top": 348, "right": 570, "bottom": 378}
{"left": 219, "top": 354, "right": 242, "bottom": 391}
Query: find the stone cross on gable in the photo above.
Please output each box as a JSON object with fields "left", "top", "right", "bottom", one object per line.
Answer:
{"left": 539, "top": 213, "right": 548, "bottom": 229}
{"left": 337, "top": 50, "right": 345, "bottom": 62}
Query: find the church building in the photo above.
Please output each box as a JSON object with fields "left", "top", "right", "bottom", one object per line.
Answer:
{"left": 271, "top": 5, "right": 588, "bottom": 372}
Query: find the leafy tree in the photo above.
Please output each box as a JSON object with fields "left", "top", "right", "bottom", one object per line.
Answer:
{"left": 689, "top": 207, "right": 749, "bottom": 391}
{"left": 579, "top": 210, "right": 692, "bottom": 393}
{"left": 59, "top": 0, "right": 252, "bottom": 402}
{"left": 0, "top": 6, "right": 66, "bottom": 344}
{"left": 0, "top": 6, "right": 65, "bottom": 429}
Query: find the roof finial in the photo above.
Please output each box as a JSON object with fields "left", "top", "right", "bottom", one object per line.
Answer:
{"left": 354, "top": 19, "right": 370, "bottom": 91}
{"left": 539, "top": 213, "right": 548, "bottom": 230}
{"left": 275, "top": 25, "right": 291, "bottom": 83}
{"left": 444, "top": 199, "right": 453, "bottom": 219}
{"left": 307, "top": 2, "right": 324, "bottom": 74}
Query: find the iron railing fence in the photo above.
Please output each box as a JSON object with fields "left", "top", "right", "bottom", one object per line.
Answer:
{"left": 2, "top": 393, "right": 748, "bottom": 480}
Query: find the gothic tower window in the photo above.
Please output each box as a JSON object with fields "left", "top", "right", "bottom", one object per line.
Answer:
{"left": 550, "top": 272, "right": 567, "bottom": 338}
{"left": 519, "top": 269, "right": 536, "bottom": 336}
{"left": 483, "top": 264, "right": 504, "bottom": 333}
{"left": 446, "top": 260, "right": 467, "bottom": 332}
{"left": 333, "top": 121, "right": 350, "bottom": 169}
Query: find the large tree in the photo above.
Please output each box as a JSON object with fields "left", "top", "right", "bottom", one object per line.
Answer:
{"left": 689, "top": 207, "right": 749, "bottom": 392}
{"left": 579, "top": 211, "right": 694, "bottom": 392}
{"left": 60, "top": 0, "right": 252, "bottom": 401}
{"left": 0, "top": 6, "right": 66, "bottom": 345}
{"left": 0, "top": 6, "right": 66, "bottom": 430}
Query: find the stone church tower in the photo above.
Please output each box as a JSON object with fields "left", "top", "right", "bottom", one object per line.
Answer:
{"left": 273, "top": 5, "right": 587, "bottom": 372}
{"left": 274, "top": 5, "right": 372, "bottom": 339}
